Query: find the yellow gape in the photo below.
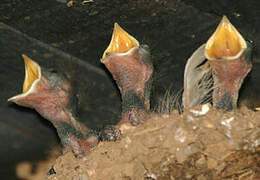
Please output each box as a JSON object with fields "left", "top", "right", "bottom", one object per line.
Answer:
{"left": 205, "top": 16, "right": 247, "bottom": 59}
{"left": 22, "top": 54, "right": 40, "bottom": 93}
{"left": 102, "top": 23, "right": 139, "bottom": 61}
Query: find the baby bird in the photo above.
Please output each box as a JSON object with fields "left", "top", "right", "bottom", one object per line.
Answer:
{"left": 101, "top": 23, "right": 153, "bottom": 126}
{"left": 8, "top": 55, "right": 98, "bottom": 157}
{"left": 183, "top": 16, "right": 252, "bottom": 110}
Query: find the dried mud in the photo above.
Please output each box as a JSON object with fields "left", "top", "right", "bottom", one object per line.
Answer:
{"left": 44, "top": 106, "right": 260, "bottom": 180}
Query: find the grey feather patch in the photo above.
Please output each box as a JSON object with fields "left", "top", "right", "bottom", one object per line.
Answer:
{"left": 183, "top": 44, "right": 213, "bottom": 108}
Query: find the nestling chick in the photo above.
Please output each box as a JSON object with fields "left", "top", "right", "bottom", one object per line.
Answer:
{"left": 101, "top": 23, "right": 153, "bottom": 126}
{"left": 8, "top": 55, "right": 98, "bottom": 157}
{"left": 183, "top": 16, "right": 252, "bottom": 110}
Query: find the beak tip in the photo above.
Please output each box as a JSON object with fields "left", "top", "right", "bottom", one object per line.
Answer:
{"left": 113, "top": 22, "right": 122, "bottom": 33}
{"left": 7, "top": 97, "right": 15, "bottom": 102}
{"left": 220, "top": 15, "right": 231, "bottom": 25}
{"left": 22, "top": 54, "right": 27, "bottom": 59}
{"left": 222, "top": 15, "right": 228, "bottom": 20}
{"left": 22, "top": 54, "right": 31, "bottom": 64}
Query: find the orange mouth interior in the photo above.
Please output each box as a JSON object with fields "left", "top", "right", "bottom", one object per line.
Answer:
{"left": 101, "top": 23, "right": 139, "bottom": 61}
{"left": 205, "top": 16, "right": 247, "bottom": 59}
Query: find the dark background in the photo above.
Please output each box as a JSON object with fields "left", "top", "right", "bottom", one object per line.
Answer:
{"left": 0, "top": 0, "right": 259, "bottom": 179}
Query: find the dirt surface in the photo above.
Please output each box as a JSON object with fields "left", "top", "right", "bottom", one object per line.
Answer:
{"left": 45, "top": 106, "right": 260, "bottom": 180}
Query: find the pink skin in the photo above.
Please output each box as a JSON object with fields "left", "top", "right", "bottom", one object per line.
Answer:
{"left": 209, "top": 53, "right": 252, "bottom": 109}
{"left": 11, "top": 72, "right": 98, "bottom": 157}
{"left": 103, "top": 47, "right": 153, "bottom": 125}
{"left": 14, "top": 76, "right": 72, "bottom": 123}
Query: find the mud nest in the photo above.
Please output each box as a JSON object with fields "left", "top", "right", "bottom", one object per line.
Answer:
{"left": 46, "top": 106, "right": 260, "bottom": 180}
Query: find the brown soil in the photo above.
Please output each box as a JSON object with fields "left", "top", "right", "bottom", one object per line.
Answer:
{"left": 43, "top": 106, "right": 260, "bottom": 180}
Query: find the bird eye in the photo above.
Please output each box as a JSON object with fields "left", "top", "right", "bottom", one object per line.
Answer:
{"left": 49, "top": 69, "right": 58, "bottom": 74}
{"left": 141, "top": 44, "right": 150, "bottom": 52}
{"left": 245, "top": 39, "right": 255, "bottom": 51}
{"left": 246, "top": 39, "right": 254, "bottom": 47}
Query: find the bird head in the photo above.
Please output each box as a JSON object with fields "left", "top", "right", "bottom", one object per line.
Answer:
{"left": 204, "top": 16, "right": 252, "bottom": 109}
{"left": 101, "top": 23, "right": 140, "bottom": 62}
{"left": 101, "top": 23, "right": 153, "bottom": 125}
{"left": 8, "top": 55, "right": 72, "bottom": 121}
{"left": 205, "top": 16, "right": 247, "bottom": 61}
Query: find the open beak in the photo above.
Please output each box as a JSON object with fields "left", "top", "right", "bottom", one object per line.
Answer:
{"left": 101, "top": 23, "right": 153, "bottom": 126}
{"left": 101, "top": 23, "right": 139, "bottom": 61}
{"left": 205, "top": 16, "right": 247, "bottom": 61}
{"left": 8, "top": 55, "right": 99, "bottom": 157}
{"left": 8, "top": 54, "right": 41, "bottom": 102}
{"left": 205, "top": 16, "right": 252, "bottom": 109}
